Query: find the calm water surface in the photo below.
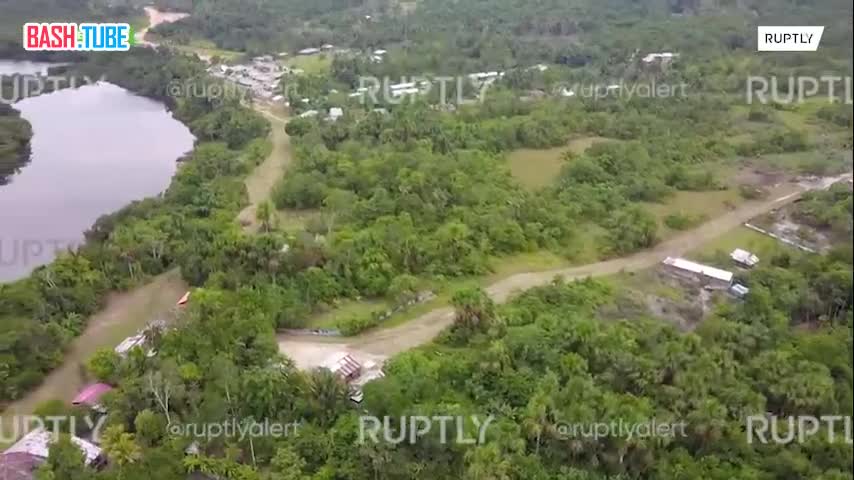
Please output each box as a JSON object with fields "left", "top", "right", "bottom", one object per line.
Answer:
{"left": 1, "top": 62, "right": 194, "bottom": 281}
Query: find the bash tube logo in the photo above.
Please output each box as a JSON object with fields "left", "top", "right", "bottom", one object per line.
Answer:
{"left": 23, "top": 23, "right": 134, "bottom": 51}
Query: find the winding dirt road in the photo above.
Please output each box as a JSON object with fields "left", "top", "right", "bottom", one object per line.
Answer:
{"left": 237, "top": 108, "right": 292, "bottom": 231}
{"left": 278, "top": 176, "right": 850, "bottom": 363}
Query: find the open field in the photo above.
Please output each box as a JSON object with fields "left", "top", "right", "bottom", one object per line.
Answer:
{"left": 283, "top": 54, "right": 332, "bottom": 74}
{"left": 644, "top": 189, "right": 742, "bottom": 234}
{"left": 174, "top": 41, "right": 244, "bottom": 62}
{"left": 506, "top": 136, "right": 613, "bottom": 189}
{"left": 0, "top": 269, "right": 187, "bottom": 448}
{"left": 306, "top": 298, "right": 389, "bottom": 329}
{"left": 690, "top": 225, "right": 791, "bottom": 261}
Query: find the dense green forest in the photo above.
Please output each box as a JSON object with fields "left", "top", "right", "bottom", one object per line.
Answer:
{"left": 23, "top": 238, "right": 854, "bottom": 479}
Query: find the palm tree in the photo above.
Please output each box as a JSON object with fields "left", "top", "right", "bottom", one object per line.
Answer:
{"left": 308, "top": 368, "right": 350, "bottom": 426}
{"left": 101, "top": 425, "right": 142, "bottom": 480}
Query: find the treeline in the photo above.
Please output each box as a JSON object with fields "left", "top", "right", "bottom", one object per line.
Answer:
{"left": 0, "top": 103, "right": 31, "bottom": 185}
{"left": 0, "top": 48, "right": 269, "bottom": 405}
{"left": 28, "top": 239, "right": 853, "bottom": 479}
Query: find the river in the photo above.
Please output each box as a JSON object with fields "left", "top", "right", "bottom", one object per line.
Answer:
{"left": 0, "top": 61, "right": 195, "bottom": 282}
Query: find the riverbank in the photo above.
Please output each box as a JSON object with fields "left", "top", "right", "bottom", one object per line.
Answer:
{"left": 0, "top": 49, "right": 270, "bottom": 428}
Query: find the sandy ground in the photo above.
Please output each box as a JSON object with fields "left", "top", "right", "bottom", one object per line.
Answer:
{"left": 135, "top": 7, "right": 190, "bottom": 47}
{"left": 1, "top": 269, "right": 187, "bottom": 447}
{"left": 277, "top": 176, "right": 851, "bottom": 368}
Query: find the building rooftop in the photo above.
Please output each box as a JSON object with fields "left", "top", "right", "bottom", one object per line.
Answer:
{"left": 0, "top": 452, "right": 42, "bottom": 480}
{"left": 5, "top": 429, "right": 102, "bottom": 466}
{"left": 115, "top": 333, "right": 146, "bottom": 355}
{"left": 663, "top": 257, "right": 734, "bottom": 283}
{"left": 731, "top": 248, "right": 759, "bottom": 267}
{"left": 321, "top": 352, "right": 361, "bottom": 379}
{"left": 72, "top": 383, "right": 113, "bottom": 407}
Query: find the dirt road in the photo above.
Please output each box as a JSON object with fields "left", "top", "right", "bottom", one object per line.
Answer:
{"left": 135, "top": 7, "right": 190, "bottom": 47}
{"left": 1, "top": 269, "right": 187, "bottom": 447}
{"left": 278, "top": 179, "right": 844, "bottom": 362}
{"left": 237, "top": 108, "right": 292, "bottom": 231}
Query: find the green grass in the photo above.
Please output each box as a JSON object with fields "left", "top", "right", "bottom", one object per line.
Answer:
{"left": 306, "top": 298, "right": 389, "bottom": 329}
{"left": 274, "top": 209, "right": 318, "bottom": 232}
{"left": 284, "top": 54, "right": 333, "bottom": 75}
{"left": 690, "top": 225, "right": 791, "bottom": 262}
{"left": 644, "top": 189, "right": 743, "bottom": 238}
{"left": 507, "top": 147, "right": 569, "bottom": 189}
{"left": 174, "top": 39, "right": 243, "bottom": 61}
{"left": 506, "top": 136, "right": 614, "bottom": 190}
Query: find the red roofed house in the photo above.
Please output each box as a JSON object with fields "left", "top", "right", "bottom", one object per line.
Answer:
{"left": 177, "top": 291, "right": 191, "bottom": 306}
{"left": 72, "top": 383, "right": 114, "bottom": 412}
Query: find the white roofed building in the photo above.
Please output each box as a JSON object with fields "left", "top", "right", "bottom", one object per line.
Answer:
{"left": 641, "top": 52, "right": 679, "bottom": 65}
{"left": 6, "top": 429, "right": 104, "bottom": 467}
{"left": 321, "top": 352, "right": 362, "bottom": 381}
{"left": 662, "top": 257, "right": 734, "bottom": 290}
{"left": 730, "top": 249, "right": 759, "bottom": 268}
{"left": 114, "top": 333, "right": 146, "bottom": 356}
{"left": 328, "top": 107, "right": 344, "bottom": 121}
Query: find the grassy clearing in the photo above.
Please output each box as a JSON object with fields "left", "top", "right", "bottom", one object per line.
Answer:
{"left": 284, "top": 54, "right": 333, "bottom": 74}
{"left": 690, "top": 225, "right": 790, "bottom": 261}
{"left": 174, "top": 39, "right": 243, "bottom": 61}
{"left": 0, "top": 270, "right": 187, "bottom": 448}
{"left": 507, "top": 147, "right": 569, "bottom": 189}
{"left": 608, "top": 269, "right": 686, "bottom": 301}
{"left": 644, "top": 189, "right": 743, "bottom": 237}
{"left": 306, "top": 298, "right": 389, "bottom": 329}
{"left": 507, "top": 136, "right": 613, "bottom": 190}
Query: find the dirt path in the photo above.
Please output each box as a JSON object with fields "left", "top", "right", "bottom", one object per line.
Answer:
{"left": 278, "top": 179, "right": 844, "bottom": 361}
{"left": 237, "top": 108, "right": 291, "bottom": 231}
{"left": 135, "top": 7, "right": 190, "bottom": 47}
{"left": 1, "top": 269, "right": 187, "bottom": 446}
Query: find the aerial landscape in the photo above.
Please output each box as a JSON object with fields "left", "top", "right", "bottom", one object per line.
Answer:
{"left": 0, "top": 0, "right": 852, "bottom": 479}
